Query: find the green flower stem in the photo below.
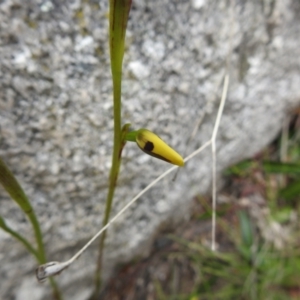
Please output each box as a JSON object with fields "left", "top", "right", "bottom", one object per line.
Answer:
{"left": 124, "top": 130, "right": 138, "bottom": 142}
{"left": 94, "top": 125, "right": 130, "bottom": 297}
{"left": 93, "top": 0, "right": 131, "bottom": 297}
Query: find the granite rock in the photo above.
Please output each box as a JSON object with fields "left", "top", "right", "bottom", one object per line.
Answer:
{"left": 0, "top": 0, "right": 300, "bottom": 298}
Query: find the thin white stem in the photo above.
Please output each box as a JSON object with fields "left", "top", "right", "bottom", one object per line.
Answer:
{"left": 184, "top": 139, "right": 212, "bottom": 163}
{"left": 212, "top": 75, "right": 229, "bottom": 141}
{"left": 211, "top": 74, "right": 229, "bottom": 251}
{"left": 210, "top": 0, "right": 234, "bottom": 251}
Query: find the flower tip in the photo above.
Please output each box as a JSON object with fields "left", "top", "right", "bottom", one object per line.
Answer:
{"left": 177, "top": 158, "right": 185, "bottom": 167}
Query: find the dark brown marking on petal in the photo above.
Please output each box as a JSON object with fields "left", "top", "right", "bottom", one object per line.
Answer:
{"left": 144, "top": 141, "right": 154, "bottom": 152}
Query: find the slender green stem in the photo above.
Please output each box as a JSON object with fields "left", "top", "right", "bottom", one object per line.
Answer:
{"left": 94, "top": 125, "right": 130, "bottom": 297}
{"left": 93, "top": 1, "right": 131, "bottom": 297}
{"left": 92, "top": 0, "right": 131, "bottom": 297}
{"left": 94, "top": 154, "right": 121, "bottom": 295}
{"left": 93, "top": 47, "right": 123, "bottom": 299}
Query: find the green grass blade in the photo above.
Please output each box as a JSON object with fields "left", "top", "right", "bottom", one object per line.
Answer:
{"left": 0, "top": 157, "right": 33, "bottom": 214}
{"left": 0, "top": 157, "right": 45, "bottom": 261}
{"left": 0, "top": 215, "right": 39, "bottom": 259}
{"left": 279, "top": 179, "right": 300, "bottom": 200}
{"left": 224, "top": 160, "right": 256, "bottom": 176}
{"left": 238, "top": 210, "right": 253, "bottom": 248}
{"left": 0, "top": 157, "right": 62, "bottom": 298}
{"left": 109, "top": 0, "right": 132, "bottom": 79}
{"left": 262, "top": 161, "right": 300, "bottom": 174}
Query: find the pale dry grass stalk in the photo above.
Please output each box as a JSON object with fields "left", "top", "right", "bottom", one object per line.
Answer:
{"left": 211, "top": 75, "right": 229, "bottom": 251}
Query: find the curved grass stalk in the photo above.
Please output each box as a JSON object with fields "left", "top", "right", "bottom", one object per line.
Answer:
{"left": 0, "top": 157, "right": 62, "bottom": 299}
{"left": 0, "top": 157, "right": 45, "bottom": 262}
{"left": 0, "top": 216, "right": 39, "bottom": 259}
{"left": 211, "top": 75, "right": 229, "bottom": 251}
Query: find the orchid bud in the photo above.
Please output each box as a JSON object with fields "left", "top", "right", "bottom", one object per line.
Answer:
{"left": 127, "top": 129, "right": 184, "bottom": 167}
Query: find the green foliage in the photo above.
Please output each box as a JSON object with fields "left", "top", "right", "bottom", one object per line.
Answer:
{"left": 164, "top": 218, "right": 299, "bottom": 300}
{"left": 0, "top": 157, "right": 45, "bottom": 262}
{"left": 0, "top": 157, "right": 62, "bottom": 299}
{"left": 0, "top": 157, "right": 34, "bottom": 214}
{"left": 224, "top": 160, "right": 257, "bottom": 177}
{"left": 279, "top": 179, "right": 300, "bottom": 200}
{"left": 226, "top": 157, "right": 300, "bottom": 204}
{"left": 238, "top": 210, "right": 253, "bottom": 253}
{"left": 263, "top": 161, "right": 300, "bottom": 201}
{"left": 262, "top": 161, "right": 300, "bottom": 174}
{"left": 0, "top": 215, "right": 39, "bottom": 259}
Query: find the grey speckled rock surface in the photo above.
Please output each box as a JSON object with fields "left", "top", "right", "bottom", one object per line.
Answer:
{"left": 0, "top": 0, "right": 300, "bottom": 298}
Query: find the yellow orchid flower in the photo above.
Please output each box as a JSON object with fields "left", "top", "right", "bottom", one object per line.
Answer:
{"left": 126, "top": 128, "right": 184, "bottom": 167}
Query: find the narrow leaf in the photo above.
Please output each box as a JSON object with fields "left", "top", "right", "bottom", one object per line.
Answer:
{"left": 109, "top": 0, "right": 132, "bottom": 74}
{"left": 0, "top": 157, "right": 46, "bottom": 263}
{"left": 238, "top": 210, "right": 253, "bottom": 248}
{"left": 224, "top": 160, "right": 256, "bottom": 176}
{"left": 0, "top": 215, "right": 39, "bottom": 259}
{"left": 0, "top": 157, "right": 33, "bottom": 214}
{"left": 262, "top": 161, "right": 300, "bottom": 174}
{"left": 279, "top": 179, "right": 300, "bottom": 200}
